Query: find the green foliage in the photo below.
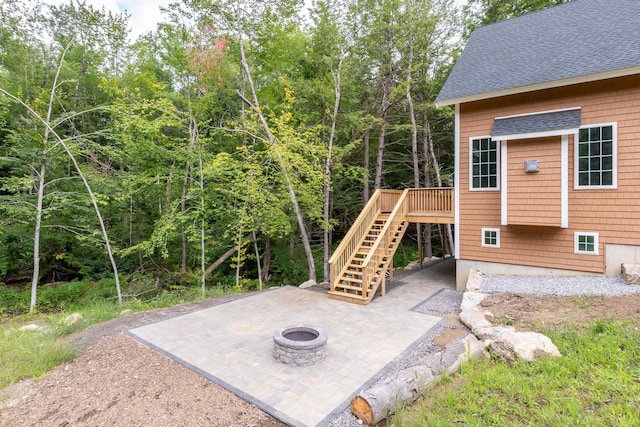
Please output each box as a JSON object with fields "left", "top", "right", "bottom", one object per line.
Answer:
{"left": 393, "top": 241, "right": 421, "bottom": 269}
{"left": 0, "top": 0, "right": 458, "bottom": 293}
{"left": 263, "top": 241, "right": 321, "bottom": 286}
{"left": 390, "top": 320, "right": 640, "bottom": 426}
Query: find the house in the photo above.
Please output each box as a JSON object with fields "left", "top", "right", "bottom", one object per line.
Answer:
{"left": 435, "top": 0, "right": 640, "bottom": 289}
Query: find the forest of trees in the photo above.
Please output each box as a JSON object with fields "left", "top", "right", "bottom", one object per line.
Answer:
{"left": 0, "top": 0, "right": 565, "bottom": 311}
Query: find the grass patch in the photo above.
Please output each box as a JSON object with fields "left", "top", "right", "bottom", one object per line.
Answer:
{"left": 0, "top": 318, "right": 76, "bottom": 388}
{"left": 0, "top": 283, "right": 237, "bottom": 389}
{"left": 389, "top": 319, "right": 640, "bottom": 426}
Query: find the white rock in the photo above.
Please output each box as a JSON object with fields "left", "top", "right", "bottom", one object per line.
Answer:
{"left": 459, "top": 309, "right": 493, "bottom": 333}
{"left": 299, "top": 279, "right": 317, "bottom": 289}
{"left": 444, "top": 335, "right": 486, "bottom": 374}
{"left": 479, "top": 325, "right": 515, "bottom": 341}
{"left": 20, "top": 324, "right": 40, "bottom": 331}
{"left": 63, "top": 312, "right": 83, "bottom": 326}
{"left": 460, "top": 291, "right": 488, "bottom": 311}
{"left": 487, "top": 331, "right": 561, "bottom": 363}
{"left": 622, "top": 263, "right": 640, "bottom": 285}
{"left": 120, "top": 309, "right": 133, "bottom": 316}
{"left": 465, "top": 269, "right": 484, "bottom": 292}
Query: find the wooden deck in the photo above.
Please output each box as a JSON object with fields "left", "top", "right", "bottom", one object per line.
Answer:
{"left": 328, "top": 188, "right": 454, "bottom": 304}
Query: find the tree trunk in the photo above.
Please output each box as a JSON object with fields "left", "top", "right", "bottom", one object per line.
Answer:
{"left": 422, "top": 113, "right": 433, "bottom": 260}
{"left": 363, "top": 130, "right": 370, "bottom": 203}
{"left": 323, "top": 54, "right": 343, "bottom": 283}
{"left": 30, "top": 42, "right": 68, "bottom": 313}
{"left": 194, "top": 118, "right": 206, "bottom": 297}
{"left": 405, "top": 11, "right": 421, "bottom": 267}
{"left": 236, "top": 29, "right": 316, "bottom": 283}
{"left": 424, "top": 110, "right": 455, "bottom": 255}
{"left": 374, "top": 120, "right": 386, "bottom": 190}
{"left": 261, "top": 236, "right": 272, "bottom": 283}
{"left": 30, "top": 162, "right": 45, "bottom": 313}
{"left": 181, "top": 171, "right": 188, "bottom": 273}
{"left": 351, "top": 365, "right": 433, "bottom": 426}
{"left": 252, "top": 231, "right": 263, "bottom": 291}
{"left": 203, "top": 246, "right": 237, "bottom": 279}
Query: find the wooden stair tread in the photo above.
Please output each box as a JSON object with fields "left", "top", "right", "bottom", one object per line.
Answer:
{"left": 328, "top": 291, "right": 369, "bottom": 304}
{"left": 334, "top": 283, "right": 365, "bottom": 291}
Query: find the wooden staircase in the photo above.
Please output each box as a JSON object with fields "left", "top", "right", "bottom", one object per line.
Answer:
{"left": 328, "top": 214, "right": 408, "bottom": 304}
{"left": 328, "top": 187, "right": 454, "bottom": 305}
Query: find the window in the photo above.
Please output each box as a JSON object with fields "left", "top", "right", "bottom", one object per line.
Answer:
{"left": 471, "top": 137, "right": 499, "bottom": 190}
{"left": 482, "top": 228, "right": 500, "bottom": 248}
{"left": 576, "top": 124, "right": 616, "bottom": 188}
{"left": 575, "top": 232, "right": 598, "bottom": 255}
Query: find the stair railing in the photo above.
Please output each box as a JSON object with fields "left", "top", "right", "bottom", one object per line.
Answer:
{"left": 329, "top": 190, "right": 381, "bottom": 292}
{"left": 360, "top": 189, "right": 410, "bottom": 296}
{"left": 329, "top": 190, "right": 403, "bottom": 291}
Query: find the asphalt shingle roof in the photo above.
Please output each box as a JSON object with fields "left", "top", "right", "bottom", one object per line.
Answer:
{"left": 436, "top": 0, "right": 640, "bottom": 106}
{"left": 491, "top": 108, "right": 581, "bottom": 137}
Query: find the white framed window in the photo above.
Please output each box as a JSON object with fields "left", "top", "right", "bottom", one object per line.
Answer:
{"left": 575, "top": 123, "right": 616, "bottom": 189}
{"left": 482, "top": 228, "right": 500, "bottom": 248}
{"left": 574, "top": 232, "right": 598, "bottom": 255}
{"left": 470, "top": 136, "right": 499, "bottom": 190}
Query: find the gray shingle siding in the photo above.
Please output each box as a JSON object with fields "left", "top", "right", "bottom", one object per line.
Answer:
{"left": 491, "top": 108, "right": 581, "bottom": 137}
{"left": 436, "top": 0, "right": 640, "bottom": 106}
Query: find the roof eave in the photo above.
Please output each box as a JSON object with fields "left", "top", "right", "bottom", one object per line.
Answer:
{"left": 435, "top": 65, "right": 640, "bottom": 108}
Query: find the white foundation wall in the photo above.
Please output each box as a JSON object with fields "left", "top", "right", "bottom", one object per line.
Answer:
{"left": 455, "top": 259, "right": 601, "bottom": 291}
{"left": 605, "top": 244, "right": 640, "bottom": 276}
{"left": 456, "top": 243, "right": 640, "bottom": 290}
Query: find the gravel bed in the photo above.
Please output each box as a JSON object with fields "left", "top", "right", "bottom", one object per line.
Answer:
{"left": 411, "top": 288, "right": 463, "bottom": 316}
{"left": 482, "top": 274, "right": 640, "bottom": 296}
{"left": 328, "top": 271, "right": 640, "bottom": 425}
{"left": 328, "top": 285, "right": 469, "bottom": 427}
{"left": 328, "top": 321, "right": 453, "bottom": 427}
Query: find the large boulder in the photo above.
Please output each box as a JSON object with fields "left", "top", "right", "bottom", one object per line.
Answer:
{"left": 622, "top": 263, "right": 640, "bottom": 285}
{"left": 465, "top": 269, "right": 484, "bottom": 292}
{"left": 63, "top": 312, "right": 83, "bottom": 326}
{"left": 298, "top": 279, "right": 317, "bottom": 289}
{"left": 460, "top": 291, "right": 488, "bottom": 311}
{"left": 486, "top": 331, "right": 561, "bottom": 363}
{"left": 460, "top": 291, "right": 561, "bottom": 363}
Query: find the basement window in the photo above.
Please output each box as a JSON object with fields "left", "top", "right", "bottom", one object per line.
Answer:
{"left": 575, "top": 232, "right": 598, "bottom": 255}
{"left": 482, "top": 228, "right": 500, "bottom": 248}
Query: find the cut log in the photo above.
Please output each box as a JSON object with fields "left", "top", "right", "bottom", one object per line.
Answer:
{"left": 351, "top": 365, "right": 433, "bottom": 426}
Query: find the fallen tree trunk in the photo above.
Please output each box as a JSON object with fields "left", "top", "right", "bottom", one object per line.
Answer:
{"left": 351, "top": 365, "right": 433, "bottom": 426}
{"left": 203, "top": 234, "right": 252, "bottom": 280}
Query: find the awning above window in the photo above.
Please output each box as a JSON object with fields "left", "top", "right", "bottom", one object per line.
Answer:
{"left": 491, "top": 108, "right": 581, "bottom": 140}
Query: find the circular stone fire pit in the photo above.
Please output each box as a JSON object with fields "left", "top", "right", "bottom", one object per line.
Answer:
{"left": 273, "top": 325, "right": 327, "bottom": 366}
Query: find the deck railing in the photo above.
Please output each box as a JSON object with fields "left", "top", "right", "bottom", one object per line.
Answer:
{"left": 406, "top": 187, "right": 454, "bottom": 215}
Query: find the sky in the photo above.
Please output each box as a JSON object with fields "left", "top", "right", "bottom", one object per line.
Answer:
{"left": 38, "top": 0, "right": 468, "bottom": 41}
{"left": 40, "top": 0, "right": 174, "bottom": 40}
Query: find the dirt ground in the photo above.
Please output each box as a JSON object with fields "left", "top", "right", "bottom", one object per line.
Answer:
{"left": 479, "top": 292, "right": 640, "bottom": 330}
{"left": 2, "top": 291, "right": 640, "bottom": 426}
